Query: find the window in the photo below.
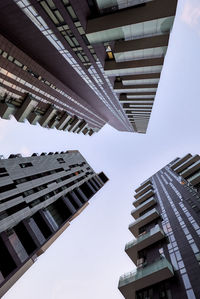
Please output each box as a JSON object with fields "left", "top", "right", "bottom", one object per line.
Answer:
{"left": 66, "top": 6, "right": 77, "bottom": 20}
{"left": 19, "top": 162, "right": 33, "bottom": 168}
{"left": 23, "top": 189, "right": 34, "bottom": 197}
{"left": 46, "top": 0, "right": 56, "bottom": 9}
{"left": 6, "top": 202, "right": 27, "bottom": 216}
{"left": 57, "top": 158, "right": 65, "bottom": 164}
{"left": 0, "top": 167, "right": 7, "bottom": 173}
{"left": 13, "top": 59, "right": 23, "bottom": 67}
{"left": 137, "top": 287, "right": 153, "bottom": 299}
{"left": 8, "top": 55, "right": 14, "bottom": 62}
{"left": 0, "top": 173, "right": 9, "bottom": 178}
{"left": 40, "top": 1, "right": 60, "bottom": 25}
{"left": 0, "top": 211, "right": 8, "bottom": 221}
{"left": 159, "top": 284, "right": 172, "bottom": 299}
{"left": 0, "top": 183, "right": 16, "bottom": 193}
{"left": 16, "top": 178, "right": 27, "bottom": 184}
{"left": 191, "top": 243, "right": 199, "bottom": 254}
{"left": 2, "top": 51, "right": 8, "bottom": 58}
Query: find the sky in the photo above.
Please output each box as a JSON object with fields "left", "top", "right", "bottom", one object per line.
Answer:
{"left": 1, "top": 0, "right": 200, "bottom": 298}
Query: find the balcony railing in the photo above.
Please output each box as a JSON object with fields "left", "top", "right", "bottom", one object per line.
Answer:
{"left": 118, "top": 257, "right": 174, "bottom": 299}
{"left": 131, "top": 197, "right": 156, "bottom": 219}
{"left": 133, "top": 189, "right": 154, "bottom": 208}
{"left": 187, "top": 170, "right": 200, "bottom": 186}
{"left": 174, "top": 155, "right": 200, "bottom": 174}
{"left": 134, "top": 183, "right": 153, "bottom": 199}
{"left": 125, "top": 225, "right": 165, "bottom": 264}
{"left": 180, "top": 160, "right": 200, "bottom": 178}
{"left": 129, "top": 208, "right": 160, "bottom": 237}
{"left": 171, "top": 153, "right": 192, "bottom": 170}
{"left": 135, "top": 179, "right": 152, "bottom": 193}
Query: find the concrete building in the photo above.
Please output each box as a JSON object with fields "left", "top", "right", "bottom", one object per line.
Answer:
{"left": 0, "top": 150, "right": 108, "bottom": 297}
{"left": 86, "top": 0, "right": 178, "bottom": 133}
{"left": 118, "top": 154, "right": 200, "bottom": 298}
{"left": 0, "top": 0, "right": 177, "bottom": 134}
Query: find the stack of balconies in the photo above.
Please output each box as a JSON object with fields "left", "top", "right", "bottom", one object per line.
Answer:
{"left": 118, "top": 180, "right": 174, "bottom": 298}
{"left": 86, "top": 0, "right": 178, "bottom": 133}
{"left": 0, "top": 93, "right": 95, "bottom": 136}
{"left": 171, "top": 154, "right": 200, "bottom": 189}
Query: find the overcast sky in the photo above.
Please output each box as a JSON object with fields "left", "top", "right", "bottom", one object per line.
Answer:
{"left": 2, "top": 0, "right": 200, "bottom": 298}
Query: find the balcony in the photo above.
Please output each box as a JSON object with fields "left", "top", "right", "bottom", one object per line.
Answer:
{"left": 171, "top": 153, "right": 192, "bottom": 170}
{"left": 131, "top": 197, "right": 156, "bottom": 219}
{"left": 38, "top": 106, "right": 57, "bottom": 128}
{"left": 174, "top": 155, "right": 200, "bottom": 174}
{"left": 187, "top": 170, "right": 200, "bottom": 186}
{"left": 129, "top": 208, "right": 160, "bottom": 237}
{"left": 135, "top": 179, "right": 152, "bottom": 193}
{"left": 181, "top": 160, "right": 200, "bottom": 179}
{"left": 125, "top": 225, "right": 165, "bottom": 264}
{"left": 118, "top": 257, "right": 174, "bottom": 299}
{"left": 14, "top": 96, "right": 37, "bottom": 123}
{"left": 0, "top": 102, "right": 17, "bottom": 119}
{"left": 134, "top": 183, "right": 153, "bottom": 199}
{"left": 133, "top": 189, "right": 154, "bottom": 208}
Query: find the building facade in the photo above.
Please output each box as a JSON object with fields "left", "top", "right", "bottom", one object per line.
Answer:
{"left": 0, "top": 150, "right": 108, "bottom": 297}
{"left": 0, "top": 0, "right": 177, "bottom": 134}
{"left": 118, "top": 153, "right": 200, "bottom": 299}
{"left": 86, "top": 0, "right": 178, "bottom": 133}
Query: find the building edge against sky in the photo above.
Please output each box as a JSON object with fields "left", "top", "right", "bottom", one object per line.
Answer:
{"left": 0, "top": 150, "right": 108, "bottom": 298}
{"left": 119, "top": 153, "right": 200, "bottom": 299}
{"left": 0, "top": 0, "right": 177, "bottom": 134}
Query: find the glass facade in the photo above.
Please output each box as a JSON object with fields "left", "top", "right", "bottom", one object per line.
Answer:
{"left": 114, "top": 46, "right": 167, "bottom": 62}
{"left": 115, "top": 88, "right": 157, "bottom": 93}
{"left": 96, "top": 0, "right": 152, "bottom": 10}
{"left": 123, "top": 78, "right": 160, "bottom": 85}
{"left": 127, "top": 95, "right": 154, "bottom": 99}
{"left": 105, "top": 65, "right": 163, "bottom": 76}
{"left": 87, "top": 17, "right": 174, "bottom": 44}
{"left": 119, "top": 257, "right": 174, "bottom": 288}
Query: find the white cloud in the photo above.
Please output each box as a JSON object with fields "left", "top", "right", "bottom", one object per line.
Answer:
{"left": 20, "top": 146, "right": 31, "bottom": 157}
{"left": 181, "top": 1, "right": 200, "bottom": 28}
{"left": 0, "top": 119, "right": 9, "bottom": 141}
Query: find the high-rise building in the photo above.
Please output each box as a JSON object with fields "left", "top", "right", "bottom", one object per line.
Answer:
{"left": 0, "top": 0, "right": 177, "bottom": 134}
{"left": 0, "top": 150, "right": 108, "bottom": 297}
{"left": 118, "top": 153, "right": 200, "bottom": 299}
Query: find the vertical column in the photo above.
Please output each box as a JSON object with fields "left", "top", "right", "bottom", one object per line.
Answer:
{"left": 38, "top": 210, "right": 55, "bottom": 235}
{"left": 93, "top": 176, "right": 103, "bottom": 188}
{"left": 85, "top": 181, "right": 96, "bottom": 194}
{"left": 6, "top": 230, "right": 29, "bottom": 264}
{"left": 75, "top": 187, "right": 88, "bottom": 202}
{"left": 0, "top": 271, "right": 4, "bottom": 285}
{"left": 0, "top": 231, "right": 22, "bottom": 267}
{"left": 42, "top": 209, "right": 59, "bottom": 231}
{"left": 24, "top": 218, "right": 46, "bottom": 246}
{"left": 90, "top": 178, "right": 100, "bottom": 191}
{"left": 69, "top": 191, "right": 83, "bottom": 207}
{"left": 22, "top": 219, "right": 41, "bottom": 248}
{"left": 96, "top": 175, "right": 104, "bottom": 186}
{"left": 62, "top": 196, "right": 77, "bottom": 214}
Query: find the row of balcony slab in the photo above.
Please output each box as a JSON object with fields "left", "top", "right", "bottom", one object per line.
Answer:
{"left": 118, "top": 181, "right": 174, "bottom": 298}
{"left": 172, "top": 154, "right": 200, "bottom": 187}
{"left": 129, "top": 208, "right": 160, "bottom": 237}
{"left": 131, "top": 196, "right": 156, "bottom": 219}
{"left": 118, "top": 257, "right": 174, "bottom": 299}
{"left": 125, "top": 225, "right": 165, "bottom": 264}
{"left": 133, "top": 189, "right": 155, "bottom": 208}
{"left": 0, "top": 94, "right": 95, "bottom": 135}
